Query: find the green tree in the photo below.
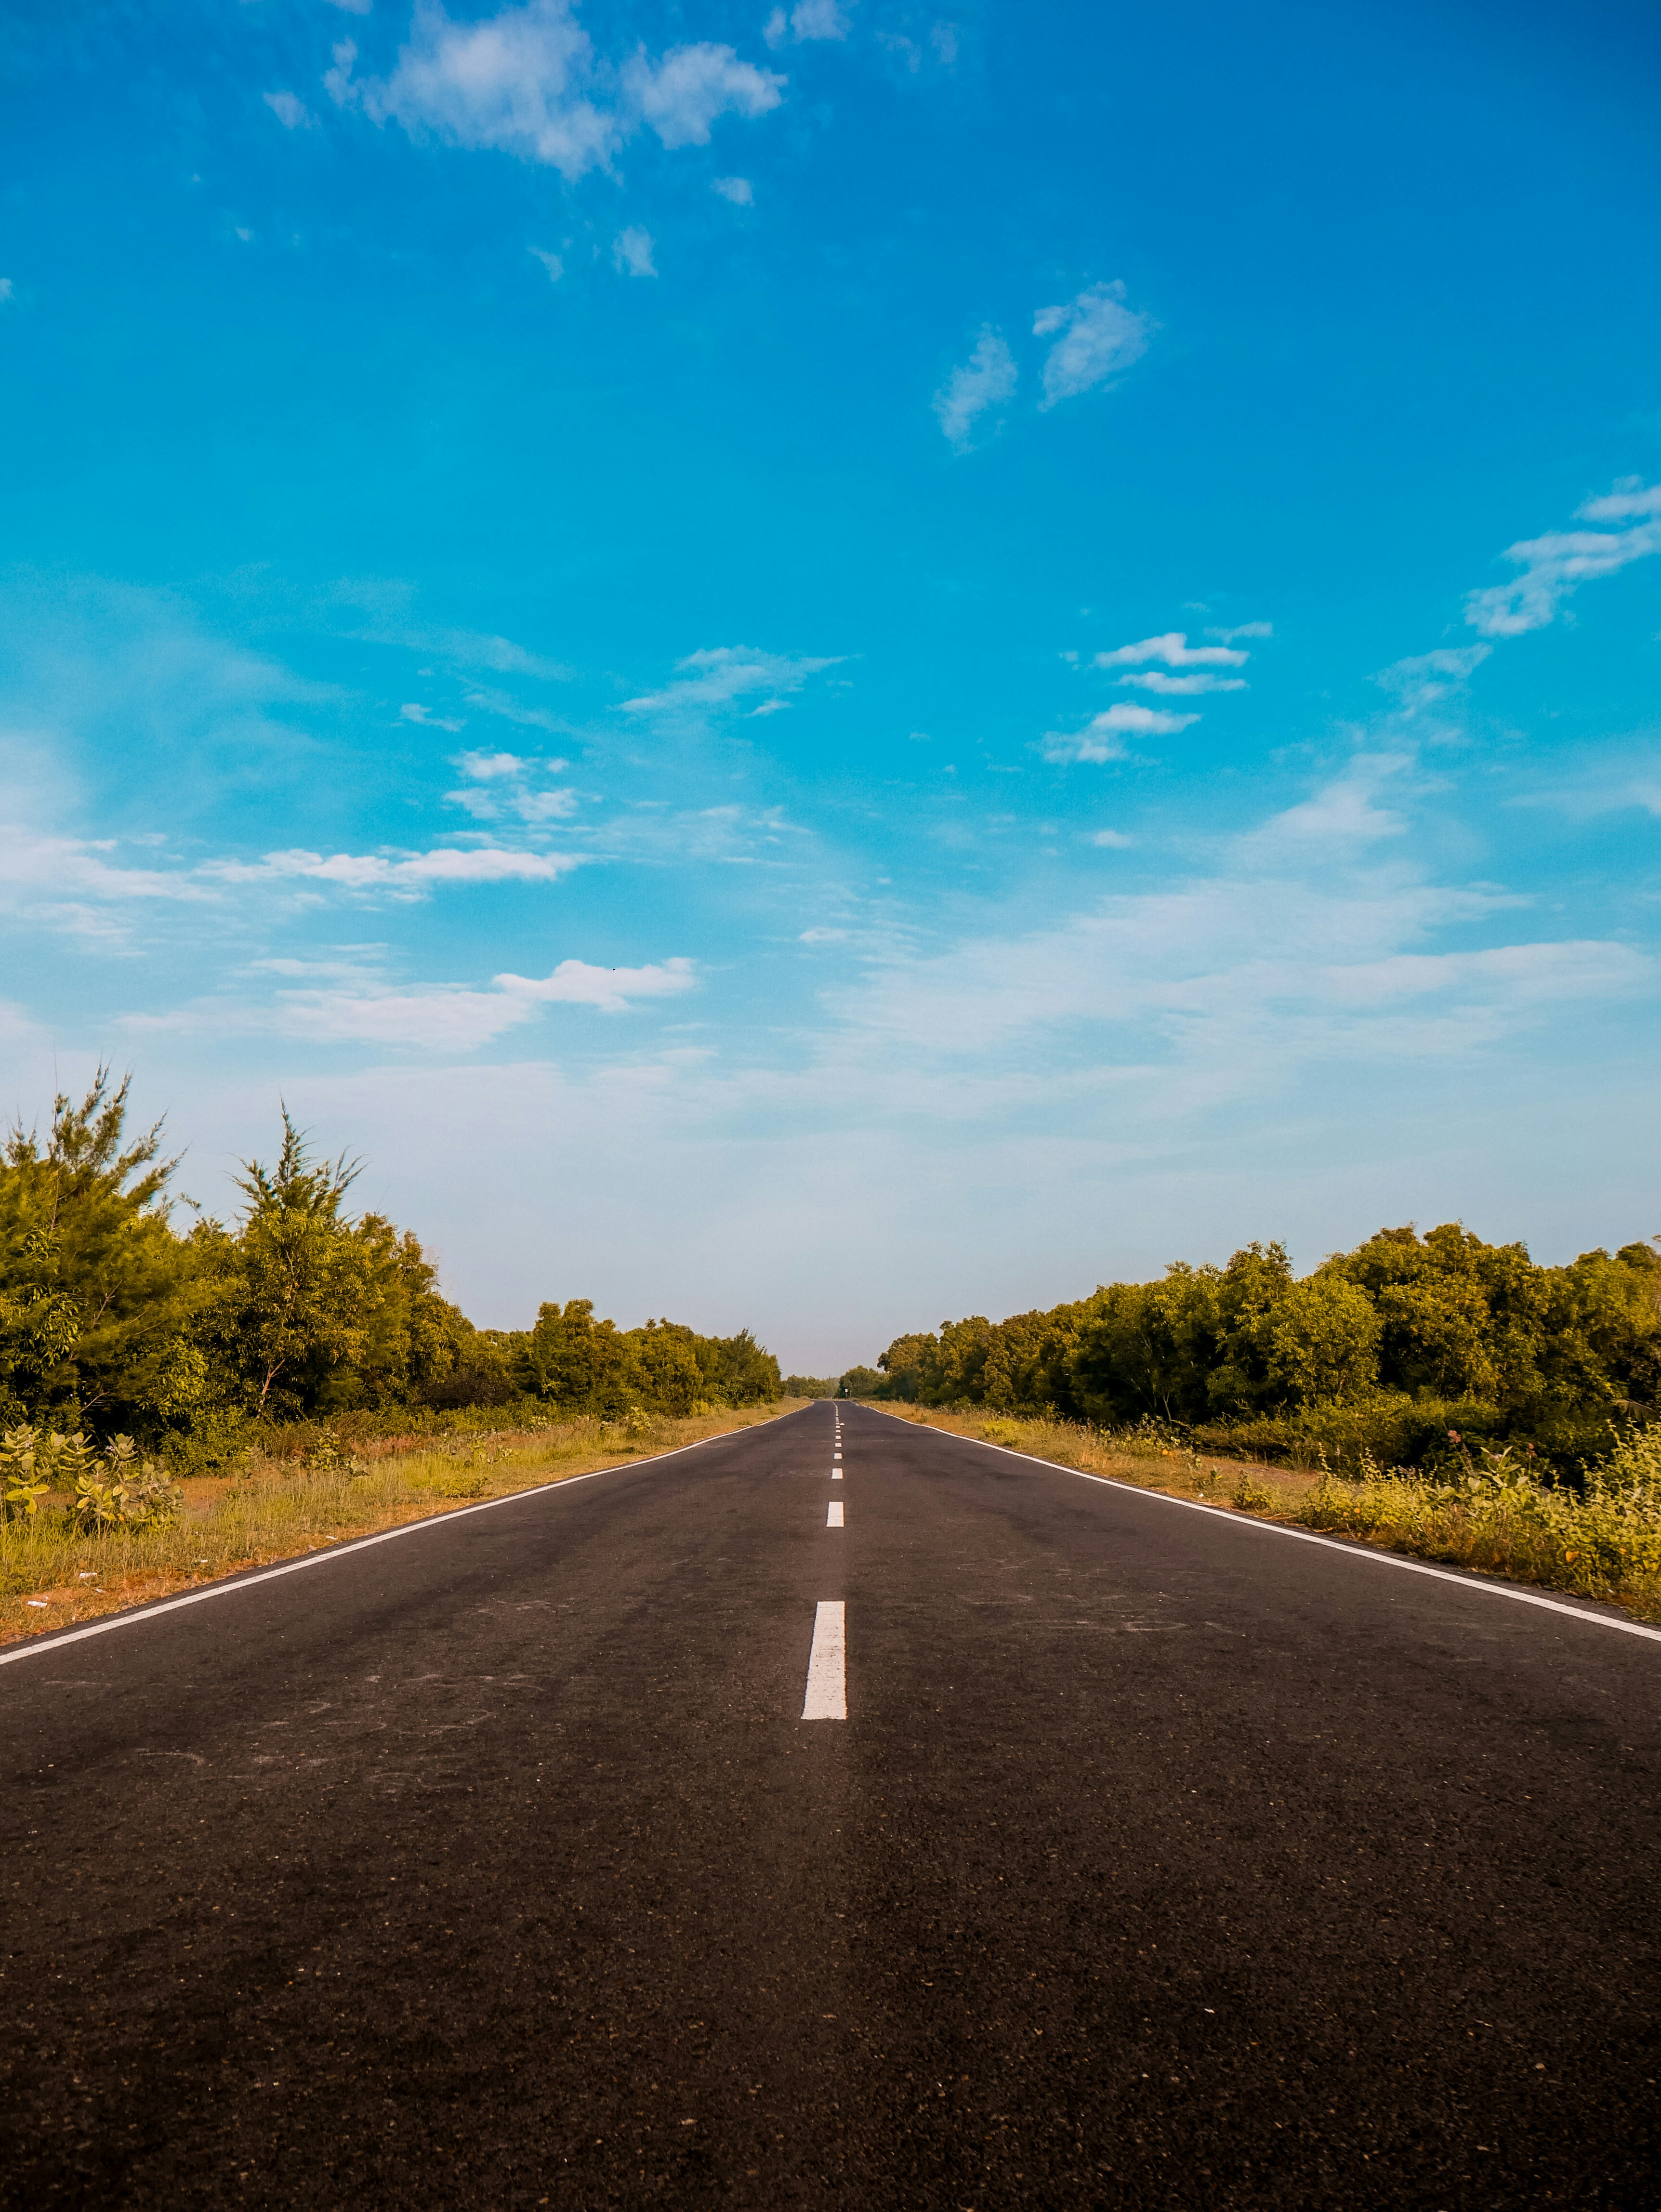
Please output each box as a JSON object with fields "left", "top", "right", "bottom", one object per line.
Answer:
{"left": 0, "top": 1071, "right": 204, "bottom": 1438}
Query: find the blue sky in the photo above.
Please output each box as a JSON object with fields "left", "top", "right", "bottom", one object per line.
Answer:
{"left": 2, "top": 0, "right": 1659, "bottom": 1371}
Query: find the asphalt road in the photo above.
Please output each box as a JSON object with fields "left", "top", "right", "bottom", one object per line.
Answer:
{"left": 3, "top": 1401, "right": 1659, "bottom": 2210}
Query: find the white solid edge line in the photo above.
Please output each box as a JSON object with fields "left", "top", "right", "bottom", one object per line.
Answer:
{"left": 860, "top": 1406, "right": 1661, "bottom": 1648}
{"left": 0, "top": 1403, "right": 813, "bottom": 1671}
{"left": 802, "top": 1598, "right": 846, "bottom": 1720}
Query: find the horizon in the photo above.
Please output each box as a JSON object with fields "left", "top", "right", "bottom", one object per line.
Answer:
{"left": 3, "top": 0, "right": 1659, "bottom": 1374}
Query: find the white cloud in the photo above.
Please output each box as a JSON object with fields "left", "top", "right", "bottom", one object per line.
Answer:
{"left": 264, "top": 90, "right": 315, "bottom": 130}
{"left": 1094, "top": 632, "right": 1247, "bottom": 670}
{"left": 1090, "top": 829, "right": 1134, "bottom": 848}
{"left": 455, "top": 749, "right": 527, "bottom": 779}
{"left": 1240, "top": 755, "right": 1412, "bottom": 855}
{"left": 326, "top": 0, "right": 372, "bottom": 13}
{"left": 323, "top": 40, "right": 360, "bottom": 106}
{"left": 445, "top": 750, "right": 579, "bottom": 824}
{"left": 787, "top": 0, "right": 852, "bottom": 38}
{"left": 400, "top": 701, "right": 466, "bottom": 730}
{"left": 495, "top": 956, "right": 697, "bottom": 1011}
{"left": 613, "top": 225, "right": 657, "bottom": 277}
{"left": 621, "top": 44, "right": 784, "bottom": 148}
{"left": 931, "top": 21, "right": 960, "bottom": 64}
{"left": 1373, "top": 644, "right": 1491, "bottom": 712}
{"left": 461, "top": 686, "right": 566, "bottom": 731}
{"left": 713, "top": 175, "right": 754, "bottom": 204}
{"left": 529, "top": 245, "right": 564, "bottom": 281}
{"left": 817, "top": 757, "right": 1646, "bottom": 1083}
{"left": 766, "top": 0, "right": 850, "bottom": 41}
{"left": 0, "top": 825, "right": 211, "bottom": 923}
{"left": 0, "top": 280, "right": 13, "bottom": 305}
{"left": 1040, "top": 704, "right": 1200, "bottom": 763}
{"left": 332, "top": 3, "right": 783, "bottom": 180}
{"left": 212, "top": 845, "right": 581, "bottom": 895}
{"left": 1033, "top": 280, "right": 1155, "bottom": 408}
{"left": 1205, "top": 620, "right": 1272, "bottom": 643}
{"left": 254, "top": 953, "right": 695, "bottom": 1052}
{"left": 622, "top": 644, "right": 839, "bottom": 724}
{"left": 1117, "top": 671, "right": 1246, "bottom": 696}
{"left": 1580, "top": 478, "right": 1661, "bottom": 524}
{"left": 1465, "top": 478, "right": 1661, "bottom": 637}
{"left": 933, "top": 328, "right": 1017, "bottom": 451}
{"left": 332, "top": 4, "right": 614, "bottom": 177}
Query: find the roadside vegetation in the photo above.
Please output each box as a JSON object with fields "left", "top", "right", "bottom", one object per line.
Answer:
{"left": 844, "top": 1224, "right": 1661, "bottom": 1620}
{"left": 0, "top": 1402, "right": 795, "bottom": 1646}
{"left": 862, "top": 1403, "right": 1661, "bottom": 1624}
{"left": 0, "top": 1073, "right": 789, "bottom": 1642}
{"left": 845, "top": 1223, "right": 1661, "bottom": 1486}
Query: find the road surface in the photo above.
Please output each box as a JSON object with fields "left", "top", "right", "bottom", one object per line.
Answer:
{"left": 3, "top": 1401, "right": 1658, "bottom": 2208}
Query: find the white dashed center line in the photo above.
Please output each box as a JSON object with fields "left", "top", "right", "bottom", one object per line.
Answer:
{"left": 827, "top": 1500, "right": 844, "bottom": 1528}
{"left": 802, "top": 1601, "right": 846, "bottom": 1720}
{"left": 831, "top": 1469, "right": 843, "bottom": 1480}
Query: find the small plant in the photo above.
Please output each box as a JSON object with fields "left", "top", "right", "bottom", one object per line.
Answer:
{"left": 68, "top": 1433, "right": 182, "bottom": 1533}
{"left": 1, "top": 1424, "right": 51, "bottom": 1520}
{"left": 622, "top": 1406, "right": 652, "bottom": 1443}
{"left": 1232, "top": 1468, "right": 1275, "bottom": 1511}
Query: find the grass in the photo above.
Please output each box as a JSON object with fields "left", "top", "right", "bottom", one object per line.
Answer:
{"left": 0, "top": 1401, "right": 803, "bottom": 1649}
{"left": 860, "top": 1402, "right": 1661, "bottom": 1626}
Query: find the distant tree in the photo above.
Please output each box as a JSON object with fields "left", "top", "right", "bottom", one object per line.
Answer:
{"left": 838, "top": 1366, "right": 885, "bottom": 1398}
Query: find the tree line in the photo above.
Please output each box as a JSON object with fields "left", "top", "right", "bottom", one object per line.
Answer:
{"left": 0, "top": 1075, "right": 780, "bottom": 1463}
{"left": 847, "top": 1225, "right": 1661, "bottom": 1475}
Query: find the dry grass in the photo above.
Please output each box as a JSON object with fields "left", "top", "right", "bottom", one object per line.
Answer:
{"left": 861, "top": 1402, "right": 1661, "bottom": 1626}
{"left": 0, "top": 1401, "right": 803, "bottom": 1649}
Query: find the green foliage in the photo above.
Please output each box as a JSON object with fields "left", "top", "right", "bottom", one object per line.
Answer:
{"left": 781, "top": 1375, "right": 839, "bottom": 1398}
{"left": 0, "top": 1078, "right": 782, "bottom": 1456}
{"left": 512, "top": 1300, "right": 780, "bottom": 1417}
{"left": 837, "top": 1366, "right": 886, "bottom": 1399}
{"left": 859, "top": 1222, "right": 1661, "bottom": 1476}
{"left": 0, "top": 1071, "right": 204, "bottom": 1436}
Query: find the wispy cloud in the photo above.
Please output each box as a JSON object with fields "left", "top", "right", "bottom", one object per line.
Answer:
{"left": 712, "top": 175, "right": 753, "bottom": 204}
{"left": 445, "top": 749, "right": 578, "bottom": 825}
{"left": 246, "top": 955, "right": 695, "bottom": 1051}
{"left": 933, "top": 329, "right": 1017, "bottom": 451}
{"left": 765, "top": 1, "right": 852, "bottom": 47}
{"left": 1033, "top": 281, "right": 1155, "bottom": 408}
{"left": 329, "top": 2, "right": 784, "bottom": 180}
{"left": 1040, "top": 703, "right": 1200, "bottom": 763}
{"left": 1117, "top": 671, "right": 1245, "bottom": 696}
{"left": 612, "top": 225, "right": 656, "bottom": 277}
{"left": 1094, "top": 632, "right": 1247, "bottom": 670}
{"left": 622, "top": 43, "right": 783, "bottom": 148}
{"left": 400, "top": 701, "right": 466, "bottom": 731}
{"left": 529, "top": 245, "right": 564, "bottom": 281}
{"left": 210, "top": 845, "right": 581, "bottom": 895}
{"left": 820, "top": 757, "right": 1643, "bottom": 1084}
{"left": 494, "top": 955, "right": 696, "bottom": 1011}
{"left": 1373, "top": 644, "right": 1491, "bottom": 713}
{"left": 622, "top": 644, "right": 840, "bottom": 727}
{"left": 264, "top": 90, "right": 316, "bottom": 131}
{"left": 1205, "top": 620, "right": 1272, "bottom": 644}
{"left": 1465, "top": 478, "right": 1661, "bottom": 637}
